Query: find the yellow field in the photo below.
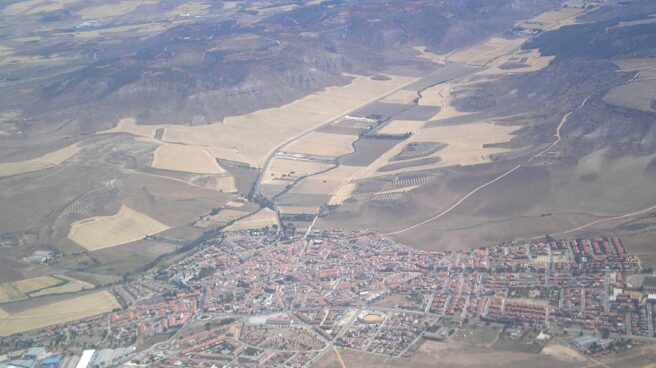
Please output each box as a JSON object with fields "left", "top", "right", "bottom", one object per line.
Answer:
{"left": 29, "top": 275, "right": 94, "bottom": 298}
{"left": 13, "top": 276, "right": 60, "bottom": 293}
{"left": 224, "top": 208, "right": 277, "bottom": 231}
{"left": 378, "top": 120, "right": 426, "bottom": 134}
{"left": 517, "top": 7, "right": 584, "bottom": 31}
{"left": 2, "top": 0, "right": 80, "bottom": 16}
{"left": 262, "top": 158, "right": 333, "bottom": 185}
{"left": 0, "top": 274, "right": 96, "bottom": 303}
{"left": 68, "top": 205, "right": 169, "bottom": 250}
{"left": 158, "top": 73, "right": 415, "bottom": 166}
{"left": 381, "top": 121, "right": 517, "bottom": 173}
{"left": 167, "top": 1, "right": 210, "bottom": 16}
{"left": 283, "top": 132, "right": 357, "bottom": 157}
{"left": 418, "top": 83, "right": 470, "bottom": 120}
{"left": 77, "top": 0, "right": 156, "bottom": 19}
{"left": 0, "top": 143, "right": 79, "bottom": 178}
{"left": 152, "top": 144, "right": 225, "bottom": 174}
{"left": 450, "top": 37, "right": 527, "bottom": 67}
{"left": 0, "top": 290, "right": 121, "bottom": 337}
{"left": 381, "top": 89, "right": 419, "bottom": 104}
{"left": 223, "top": 1, "right": 238, "bottom": 10}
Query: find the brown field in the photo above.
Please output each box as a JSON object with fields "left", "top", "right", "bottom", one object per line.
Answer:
{"left": 158, "top": 73, "right": 415, "bottom": 166}
{"left": 480, "top": 48, "right": 555, "bottom": 76}
{"left": 378, "top": 120, "right": 426, "bottom": 134}
{"left": 0, "top": 307, "right": 7, "bottom": 318}
{"left": 2, "top": 0, "right": 80, "bottom": 16}
{"left": 0, "top": 290, "right": 121, "bottom": 337}
{"left": 0, "top": 143, "right": 79, "bottom": 178}
{"left": 418, "top": 83, "right": 471, "bottom": 120}
{"left": 167, "top": 1, "right": 211, "bottom": 16}
{"left": 262, "top": 158, "right": 333, "bottom": 185}
{"left": 224, "top": 208, "right": 277, "bottom": 231}
{"left": 152, "top": 144, "right": 226, "bottom": 174}
{"left": 278, "top": 205, "right": 319, "bottom": 215}
{"left": 195, "top": 209, "right": 250, "bottom": 228}
{"left": 77, "top": 0, "right": 156, "bottom": 19}
{"left": 413, "top": 46, "right": 447, "bottom": 65}
{"left": 381, "top": 89, "right": 419, "bottom": 104}
{"left": 62, "top": 19, "right": 192, "bottom": 39}
{"left": 540, "top": 343, "right": 588, "bottom": 363}
{"left": 604, "top": 80, "right": 656, "bottom": 112}
{"left": 68, "top": 205, "right": 169, "bottom": 251}
{"left": 449, "top": 37, "right": 527, "bottom": 67}
{"left": 101, "top": 117, "right": 159, "bottom": 138}
{"left": 517, "top": 6, "right": 584, "bottom": 31}
{"left": 283, "top": 132, "right": 357, "bottom": 157}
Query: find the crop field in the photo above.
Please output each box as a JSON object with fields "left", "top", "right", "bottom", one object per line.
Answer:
{"left": 0, "top": 290, "right": 121, "bottom": 337}
{"left": 418, "top": 83, "right": 471, "bottom": 120}
{"left": 0, "top": 143, "right": 79, "bottom": 178}
{"left": 2, "top": 0, "right": 80, "bottom": 16}
{"left": 376, "top": 121, "right": 516, "bottom": 175}
{"left": 224, "top": 208, "right": 277, "bottom": 231}
{"left": 77, "top": 0, "right": 156, "bottom": 19}
{"left": 262, "top": 158, "right": 333, "bottom": 185}
{"left": 167, "top": 1, "right": 211, "bottom": 16}
{"left": 381, "top": 89, "right": 419, "bottom": 104}
{"left": 68, "top": 205, "right": 169, "bottom": 251}
{"left": 481, "top": 48, "right": 555, "bottom": 76}
{"left": 157, "top": 73, "right": 415, "bottom": 166}
{"left": 152, "top": 144, "right": 225, "bottom": 174}
{"left": 378, "top": 120, "right": 426, "bottom": 135}
{"left": 283, "top": 132, "right": 357, "bottom": 157}
{"left": 517, "top": 6, "right": 584, "bottom": 31}
{"left": 450, "top": 37, "right": 527, "bottom": 67}
{"left": 195, "top": 208, "right": 250, "bottom": 228}
{"left": 413, "top": 46, "right": 447, "bottom": 64}
{"left": 604, "top": 80, "right": 656, "bottom": 112}
{"left": 0, "top": 274, "right": 95, "bottom": 303}
{"left": 101, "top": 117, "right": 159, "bottom": 139}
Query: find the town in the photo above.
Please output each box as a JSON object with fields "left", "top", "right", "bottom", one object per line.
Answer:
{"left": 1, "top": 228, "right": 654, "bottom": 367}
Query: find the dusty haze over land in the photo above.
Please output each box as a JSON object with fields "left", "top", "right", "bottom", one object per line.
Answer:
{"left": 2, "top": 0, "right": 656, "bottom": 367}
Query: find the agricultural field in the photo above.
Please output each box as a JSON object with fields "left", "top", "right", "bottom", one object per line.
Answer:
{"left": 0, "top": 143, "right": 79, "bottom": 178}
{"left": 378, "top": 120, "right": 426, "bottom": 135}
{"left": 2, "top": 0, "right": 80, "bottom": 16}
{"left": 516, "top": 6, "right": 584, "bottom": 31}
{"left": 157, "top": 74, "right": 415, "bottom": 166}
{"left": 283, "top": 132, "right": 357, "bottom": 157}
{"left": 381, "top": 89, "right": 419, "bottom": 105}
{"left": 77, "top": 0, "right": 156, "bottom": 19}
{"left": 449, "top": 37, "right": 527, "bottom": 67}
{"left": 0, "top": 290, "right": 120, "bottom": 337}
{"left": 224, "top": 208, "right": 277, "bottom": 231}
{"left": 152, "top": 144, "right": 226, "bottom": 174}
{"left": 262, "top": 158, "right": 334, "bottom": 185}
{"left": 0, "top": 274, "right": 95, "bottom": 304}
{"left": 67, "top": 205, "right": 169, "bottom": 251}
{"left": 166, "top": 1, "right": 210, "bottom": 16}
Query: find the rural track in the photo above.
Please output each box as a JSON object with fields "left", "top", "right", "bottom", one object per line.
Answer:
{"left": 382, "top": 97, "right": 589, "bottom": 236}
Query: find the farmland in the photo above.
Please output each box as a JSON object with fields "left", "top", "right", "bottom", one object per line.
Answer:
{"left": 0, "top": 143, "right": 79, "bottom": 178}
{"left": 67, "top": 205, "right": 169, "bottom": 251}
{"left": 0, "top": 290, "right": 120, "bottom": 337}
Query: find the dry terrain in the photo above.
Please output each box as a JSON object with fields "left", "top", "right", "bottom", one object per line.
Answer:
{"left": 152, "top": 144, "right": 226, "bottom": 174}
{"left": 0, "top": 290, "right": 120, "bottom": 336}
{"left": 67, "top": 205, "right": 169, "bottom": 251}
{"left": 0, "top": 143, "right": 79, "bottom": 178}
